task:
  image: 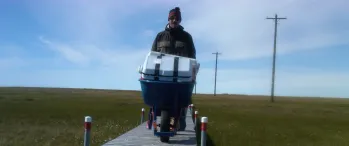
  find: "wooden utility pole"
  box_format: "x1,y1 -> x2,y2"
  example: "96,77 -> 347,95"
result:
266,14 -> 287,103
212,52 -> 221,96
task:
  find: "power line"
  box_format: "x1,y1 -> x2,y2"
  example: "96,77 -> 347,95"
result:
266,14 -> 287,103
212,52 -> 221,96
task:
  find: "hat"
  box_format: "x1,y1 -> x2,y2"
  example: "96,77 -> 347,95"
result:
168,7 -> 181,21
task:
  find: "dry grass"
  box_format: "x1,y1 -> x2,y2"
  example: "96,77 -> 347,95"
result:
1,87 -> 349,146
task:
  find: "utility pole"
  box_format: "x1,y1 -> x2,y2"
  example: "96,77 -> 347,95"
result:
266,14 -> 286,103
212,52 -> 221,96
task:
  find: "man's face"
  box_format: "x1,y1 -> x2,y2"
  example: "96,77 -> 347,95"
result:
168,16 -> 181,28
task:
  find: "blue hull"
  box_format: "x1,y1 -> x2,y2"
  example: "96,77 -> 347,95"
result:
139,79 -> 194,110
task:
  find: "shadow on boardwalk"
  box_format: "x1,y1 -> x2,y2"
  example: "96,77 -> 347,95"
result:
169,137 -> 197,145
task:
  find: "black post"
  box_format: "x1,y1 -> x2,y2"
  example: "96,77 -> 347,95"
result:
212,52 -> 221,96
266,14 -> 287,103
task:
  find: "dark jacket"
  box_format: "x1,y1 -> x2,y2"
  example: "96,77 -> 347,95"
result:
151,24 -> 196,59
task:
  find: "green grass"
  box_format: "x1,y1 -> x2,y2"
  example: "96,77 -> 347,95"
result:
0,87 -> 146,146
1,87 -> 349,146
193,95 -> 349,146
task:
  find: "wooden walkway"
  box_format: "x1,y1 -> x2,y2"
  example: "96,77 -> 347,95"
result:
102,110 -> 196,146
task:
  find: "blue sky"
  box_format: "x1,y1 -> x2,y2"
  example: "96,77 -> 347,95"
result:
1,0 -> 349,98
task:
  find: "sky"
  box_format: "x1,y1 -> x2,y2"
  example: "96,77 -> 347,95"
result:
1,0 -> 349,98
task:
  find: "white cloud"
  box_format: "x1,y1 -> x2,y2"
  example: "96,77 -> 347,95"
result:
0,57 -> 26,69
30,0 -> 349,62
0,44 -> 28,69
39,36 -> 148,69
39,37 -> 90,66
24,0 -> 189,42
141,30 -> 156,38
23,0 -> 349,53
181,0 -> 349,61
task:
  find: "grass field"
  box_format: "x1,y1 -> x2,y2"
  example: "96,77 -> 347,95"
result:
1,87 -> 349,146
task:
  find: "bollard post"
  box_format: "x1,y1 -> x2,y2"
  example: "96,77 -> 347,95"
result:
191,104 -> 195,122
201,117 -> 208,146
141,108 -> 145,124
84,116 -> 92,146
194,111 -> 198,126
190,104 -> 194,111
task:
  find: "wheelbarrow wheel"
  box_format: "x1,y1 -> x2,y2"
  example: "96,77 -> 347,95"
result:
160,110 -> 170,142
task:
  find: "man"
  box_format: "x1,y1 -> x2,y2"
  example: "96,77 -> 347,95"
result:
151,7 -> 196,59
150,7 -> 196,131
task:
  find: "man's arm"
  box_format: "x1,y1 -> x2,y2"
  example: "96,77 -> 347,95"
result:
151,33 -> 159,52
187,34 -> 196,59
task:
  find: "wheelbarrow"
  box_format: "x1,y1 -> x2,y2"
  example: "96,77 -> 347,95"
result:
137,51 -> 199,142
139,78 -> 195,142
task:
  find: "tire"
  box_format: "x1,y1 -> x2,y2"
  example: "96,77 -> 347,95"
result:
160,110 -> 170,143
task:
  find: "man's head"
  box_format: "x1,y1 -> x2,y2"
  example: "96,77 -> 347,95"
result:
168,7 -> 182,28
